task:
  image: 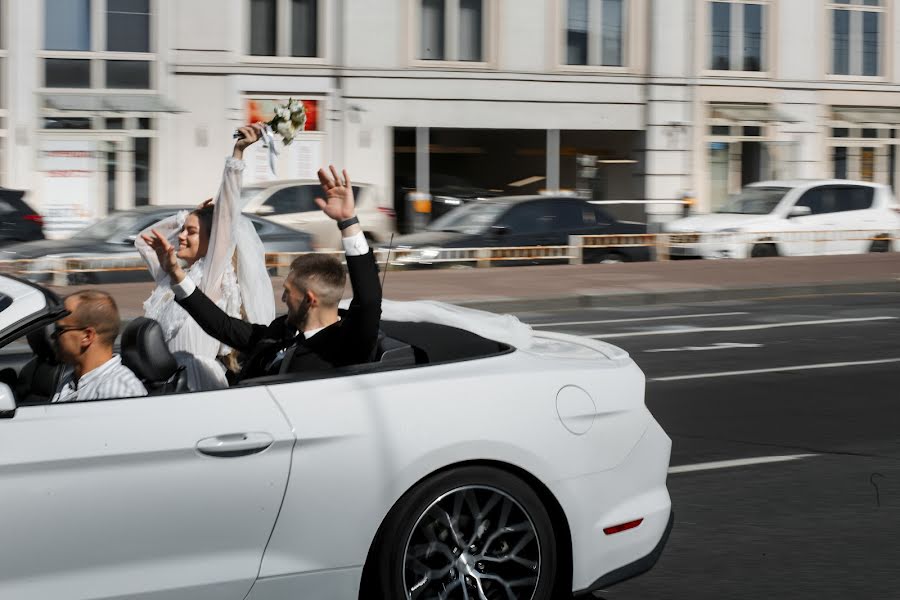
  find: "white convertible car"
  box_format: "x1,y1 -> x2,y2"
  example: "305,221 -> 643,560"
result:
0,274 -> 672,600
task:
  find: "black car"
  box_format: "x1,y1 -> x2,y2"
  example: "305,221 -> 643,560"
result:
389,195 -> 649,266
4,206 -> 313,283
0,189 -> 44,246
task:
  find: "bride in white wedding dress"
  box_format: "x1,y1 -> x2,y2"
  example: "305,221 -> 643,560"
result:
135,124 -> 276,390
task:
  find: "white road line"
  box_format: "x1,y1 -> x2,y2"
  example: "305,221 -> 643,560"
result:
668,454 -> 818,474
530,311 -> 749,328
589,316 -> 897,339
649,357 -> 900,382
645,342 -> 763,353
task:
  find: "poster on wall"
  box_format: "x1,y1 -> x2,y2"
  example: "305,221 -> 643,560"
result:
241,98 -> 324,185
37,140 -> 99,239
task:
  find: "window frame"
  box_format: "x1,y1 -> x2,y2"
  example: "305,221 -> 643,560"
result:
825,0 -> 890,81
556,0 -> 638,73
38,0 -> 158,91
242,0 -> 327,65
699,0 -> 773,78
408,0 -> 496,69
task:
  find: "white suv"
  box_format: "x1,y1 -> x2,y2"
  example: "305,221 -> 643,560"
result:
241,180 -> 396,249
665,180 -> 900,259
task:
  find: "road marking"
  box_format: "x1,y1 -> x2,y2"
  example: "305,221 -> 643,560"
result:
646,342 -> 763,353
649,357 -> 900,382
590,316 -> 897,339
530,311 -> 749,328
669,454 -> 817,474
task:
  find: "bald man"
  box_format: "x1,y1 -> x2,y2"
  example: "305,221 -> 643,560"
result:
51,290 -> 146,403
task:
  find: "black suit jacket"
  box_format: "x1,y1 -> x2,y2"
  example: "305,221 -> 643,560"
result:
176,250 -> 382,381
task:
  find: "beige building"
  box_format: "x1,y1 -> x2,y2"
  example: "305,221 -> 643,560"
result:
3,0 -> 900,236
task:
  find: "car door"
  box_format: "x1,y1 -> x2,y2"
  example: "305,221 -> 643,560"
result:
0,387 -> 294,600
830,185 -> 876,253
784,186 -> 838,255
491,201 -> 556,247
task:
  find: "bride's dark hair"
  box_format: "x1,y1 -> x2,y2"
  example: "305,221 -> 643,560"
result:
192,200 -> 215,241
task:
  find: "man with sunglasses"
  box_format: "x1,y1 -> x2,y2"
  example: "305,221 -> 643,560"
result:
51,290 -> 146,403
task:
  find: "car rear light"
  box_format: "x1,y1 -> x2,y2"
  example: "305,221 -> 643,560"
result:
377,206 -> 396,218
603,518 -> 643,535
24,214 -> 43,226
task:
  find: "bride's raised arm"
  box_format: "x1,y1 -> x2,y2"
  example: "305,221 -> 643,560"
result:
135,211 -> 186,285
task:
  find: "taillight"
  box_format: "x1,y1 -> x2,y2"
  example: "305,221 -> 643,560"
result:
603,518 -> 644,535
377,207 -> 396,218
24,214 -> 43,226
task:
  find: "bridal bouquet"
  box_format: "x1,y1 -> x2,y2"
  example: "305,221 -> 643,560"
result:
268,98 -> 307,145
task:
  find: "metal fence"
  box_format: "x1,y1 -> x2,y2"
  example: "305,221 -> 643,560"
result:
0,229 -> 897,285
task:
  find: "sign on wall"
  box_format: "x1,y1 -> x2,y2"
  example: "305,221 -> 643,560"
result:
37,140 -> 100,239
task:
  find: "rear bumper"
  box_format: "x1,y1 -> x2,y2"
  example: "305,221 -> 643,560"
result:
573,510 -> 674,596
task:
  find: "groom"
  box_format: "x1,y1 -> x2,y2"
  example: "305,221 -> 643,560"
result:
143,166 -> 382,381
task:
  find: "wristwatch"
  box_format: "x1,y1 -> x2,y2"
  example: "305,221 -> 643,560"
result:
337,215 -> 359,230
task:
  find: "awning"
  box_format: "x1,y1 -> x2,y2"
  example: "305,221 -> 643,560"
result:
42,93 -> 183,113
831,107 -> 900,125
710,104 -> 801,123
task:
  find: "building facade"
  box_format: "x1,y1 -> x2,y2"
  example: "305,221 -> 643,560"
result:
3,0 -> 900,236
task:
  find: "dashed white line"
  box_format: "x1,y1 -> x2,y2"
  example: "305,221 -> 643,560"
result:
649,357 -> 900,382
529,311 -> 749,328
590,316 -> 897,339
668,454 -> 818,474
646,342 -> 763,353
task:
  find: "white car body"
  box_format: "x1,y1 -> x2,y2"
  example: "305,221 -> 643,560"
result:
665,179 -> 900,259
241,180 -> 396,249
0,276 -> 672,600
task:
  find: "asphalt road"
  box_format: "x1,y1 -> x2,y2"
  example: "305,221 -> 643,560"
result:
514,291 -> 900,599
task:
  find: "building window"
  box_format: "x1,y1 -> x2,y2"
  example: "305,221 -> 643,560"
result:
418,0 -> 486,62
249,0 -> 319,58
708,1 -> 766,72
829,0 -> 883,76
42,0 -> 154,89
565,0 -> 625,67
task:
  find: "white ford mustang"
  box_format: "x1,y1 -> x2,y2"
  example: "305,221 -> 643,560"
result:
0,274 -> 672,600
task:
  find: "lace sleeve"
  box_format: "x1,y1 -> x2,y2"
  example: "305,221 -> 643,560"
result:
135,211 -> 187,284
202,157 -> 248,304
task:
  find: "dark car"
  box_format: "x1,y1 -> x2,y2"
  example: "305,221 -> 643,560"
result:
389,195 -> 649,267
4,205 -> 313,283
0,189 -> 44,246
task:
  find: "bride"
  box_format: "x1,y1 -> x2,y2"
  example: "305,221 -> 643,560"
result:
135,123 -> 276,390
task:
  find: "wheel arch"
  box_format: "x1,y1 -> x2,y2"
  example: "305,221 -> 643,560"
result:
358,459 -> 574,599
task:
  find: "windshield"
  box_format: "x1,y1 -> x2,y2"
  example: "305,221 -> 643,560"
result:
76,213 -> 142,239
427,201 -> 510,234
716,187 -> 790,215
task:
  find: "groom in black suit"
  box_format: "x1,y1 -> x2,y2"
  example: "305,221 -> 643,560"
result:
143,166 -> 382,381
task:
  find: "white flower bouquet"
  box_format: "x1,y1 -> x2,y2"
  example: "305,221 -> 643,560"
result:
269,98 -> 307,145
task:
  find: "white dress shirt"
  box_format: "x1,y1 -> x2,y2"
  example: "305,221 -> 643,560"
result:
52,355 -> 147,403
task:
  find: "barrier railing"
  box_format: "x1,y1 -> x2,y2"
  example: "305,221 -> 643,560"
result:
0,229 -> 896,285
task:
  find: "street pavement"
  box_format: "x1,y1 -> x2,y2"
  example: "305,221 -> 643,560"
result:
512,291 -> 900,599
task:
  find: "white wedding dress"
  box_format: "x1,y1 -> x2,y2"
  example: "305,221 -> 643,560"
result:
135,157 -> 276,390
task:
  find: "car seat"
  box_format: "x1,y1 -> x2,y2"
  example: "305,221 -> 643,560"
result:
121,317 -> 188,395
16,326 -> 67,404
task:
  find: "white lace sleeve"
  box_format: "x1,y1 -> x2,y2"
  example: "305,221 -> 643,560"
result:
202,157 -> 247,304
135,211 -> 187,284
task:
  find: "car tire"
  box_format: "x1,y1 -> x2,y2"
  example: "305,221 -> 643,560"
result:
750,243 -> 778,258
595,251 -> 628,264
365,466 -> 557,600
869,236 -> 892,253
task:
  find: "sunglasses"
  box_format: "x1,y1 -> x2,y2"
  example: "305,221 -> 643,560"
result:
51,325 -> 87,339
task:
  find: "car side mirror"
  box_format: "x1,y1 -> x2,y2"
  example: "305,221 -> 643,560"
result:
490,225 -> 510,236
788,205 -> 811,218
256,205 -> 275,216
0,382 -> 16,419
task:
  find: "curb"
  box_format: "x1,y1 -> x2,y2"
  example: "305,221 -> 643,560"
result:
454,279 -> 900,313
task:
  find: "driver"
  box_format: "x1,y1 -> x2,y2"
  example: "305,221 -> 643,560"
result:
51,290 -> 147,403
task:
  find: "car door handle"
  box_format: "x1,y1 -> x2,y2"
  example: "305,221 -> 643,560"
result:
196,432 -> 274,458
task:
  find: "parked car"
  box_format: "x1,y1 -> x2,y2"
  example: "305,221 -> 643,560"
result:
390,195 -> 650,266
0,188 -> 44,247
665,180 -> 900,259
3,206 -> 313,283
240,179 -> 396,248
0,273 -> 673,600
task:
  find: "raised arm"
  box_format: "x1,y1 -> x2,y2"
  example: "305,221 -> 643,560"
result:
135,211 -> 186,284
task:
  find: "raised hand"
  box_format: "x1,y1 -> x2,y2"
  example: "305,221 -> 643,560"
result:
233,122 -> 266,156
314,166 -> 356,222
140,229 -> 185,283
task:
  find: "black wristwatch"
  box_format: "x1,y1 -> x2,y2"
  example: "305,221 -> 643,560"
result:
337,215 -> 359,230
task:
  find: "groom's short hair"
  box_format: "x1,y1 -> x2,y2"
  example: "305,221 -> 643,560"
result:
288,254 -> 346,307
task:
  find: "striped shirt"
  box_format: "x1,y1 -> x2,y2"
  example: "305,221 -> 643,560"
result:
51,355 -> 147,403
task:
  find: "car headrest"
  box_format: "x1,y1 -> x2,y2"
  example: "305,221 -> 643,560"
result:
26,326 -> 58,363
120,317 -> 179,384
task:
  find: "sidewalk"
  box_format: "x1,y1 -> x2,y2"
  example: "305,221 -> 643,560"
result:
52,253 -> 900,318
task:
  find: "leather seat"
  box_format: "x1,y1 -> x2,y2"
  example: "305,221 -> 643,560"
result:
16,326 -> 67,404
121,317 -> 188,395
